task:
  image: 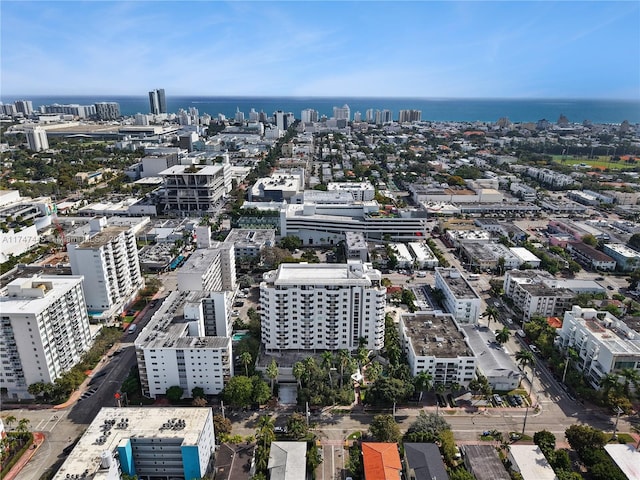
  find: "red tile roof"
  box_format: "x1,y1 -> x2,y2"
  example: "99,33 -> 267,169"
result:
362,442 -> 402,480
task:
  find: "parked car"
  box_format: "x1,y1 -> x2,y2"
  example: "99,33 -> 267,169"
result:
516,329 -> 526,338
530,345 -> 540,354
493,394 -> 504,406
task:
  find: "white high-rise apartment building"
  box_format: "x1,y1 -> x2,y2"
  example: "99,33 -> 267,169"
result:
301,108 -> 318,123
26,127 -> 49,151
365,109 -> 374,122
67,218 -> 144,314
260,261 -> 386,351
14,100 -> 33,115
333,104 -> 350,121
0,275 -> 91,400
135,291 -> 234,398
434,267 -> 482,324
177,243 -> 236,292
274,110 -> 295,131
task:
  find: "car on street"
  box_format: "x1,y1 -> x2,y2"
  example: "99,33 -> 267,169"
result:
516,329 -> 526,338
506,318 -> 513,324
530,345 -> 540,354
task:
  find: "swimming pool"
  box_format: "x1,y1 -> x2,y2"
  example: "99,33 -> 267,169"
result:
232,331 -> 249,342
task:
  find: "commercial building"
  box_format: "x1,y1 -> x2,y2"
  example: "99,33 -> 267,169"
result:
149,88 -> 167,114
509,247 -> 541,268
267,442 -> 307,480
327,181 -> 376,201
408,242 -> 439,269
461,242 -> 521,271
399,311 -> 476,387
67,217 -> 144,316
260,261 -> 386,351
224,228 -> 276,260
434,267 -> 482,324
603,243 -> 640,271
0,275 -> 91,400
135,290 -> 234,398
249,170 -> 305,202
26,126 -> 49,151
556,306 -> 640,389
53,407 -> 215,480
159,162 -> 232,213
566,242 -> 616,271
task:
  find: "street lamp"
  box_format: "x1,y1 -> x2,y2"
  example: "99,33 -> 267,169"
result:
612,406 -> 624,440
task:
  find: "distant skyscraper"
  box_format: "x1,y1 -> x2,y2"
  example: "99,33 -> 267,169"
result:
274,110 -> 295,131
234,108 -> 245,123
148,88 -> 166,114
301,108 -> 318,123
94,102 -> 121,120
365,109 -> 374,123
14,100 -> 33,116
26,127 -> 49,151
333,104 -> 350,121
398,109 -> 422,123
353,111 -> 362,122
249,108 -> 260,122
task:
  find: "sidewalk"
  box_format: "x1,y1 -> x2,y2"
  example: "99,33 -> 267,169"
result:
3,431 -> 45,480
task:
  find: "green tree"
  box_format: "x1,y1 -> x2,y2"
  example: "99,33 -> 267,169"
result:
293,361 -> 305,389
240,351 -> 253,377
439,429 -> 457,466
365,361 -> 383,383
369,414 -> 401,443
449,468 -> 476,480
222,376 -> 254,407
582,234 -> 598,247
533,430 -> 556,457
413,371 -> 433,403
515,350 -> 535,378
482,306 -> 499,328
619,367 -> 640,397
565,425 -> 607,457
321,351 -> 334,385
278,235 -> 303,251
251,376 -> 272,405
366,377 -> 414,406
405,411 -> 451,443
166,385 -> 184,403
266,359 -> 279,394
494,326 -> 511,345
213,414 -> 232,439
192,386 -> 205,400
338,349 -> 351,388
286,412 -> 309,440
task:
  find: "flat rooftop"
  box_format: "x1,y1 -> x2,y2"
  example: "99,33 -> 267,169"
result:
401,312 -> 472,358
53,407 -> 211,480
1,275 -> 85,315
462,325 -> 521,380
436,268 -> 480,299
263,262 -> 381,287
77,226 -> 128,248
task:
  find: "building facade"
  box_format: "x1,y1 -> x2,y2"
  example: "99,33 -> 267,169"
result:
0,275 -> 91,400
260,261 -> 386,351
53,407 -> 215,480
434,267 -> 482,324
149,88 -> 167,114
95,102 -> 121,120
160,162 -> 232,213
26,126 -> 49,151
67,218 -> 144,315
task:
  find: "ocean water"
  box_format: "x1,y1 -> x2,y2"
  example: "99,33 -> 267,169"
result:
2,95 -> 639,124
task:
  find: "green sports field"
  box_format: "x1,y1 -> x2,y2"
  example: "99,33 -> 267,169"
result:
552,155 -> 638,171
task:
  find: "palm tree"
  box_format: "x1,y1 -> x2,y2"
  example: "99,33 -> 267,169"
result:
3,415 -> 16,431
482,306 -> 499,328
495,326 -> 511,345
435,383 -> 446,416
515,350 -> 535,388
321,351 -> 334,385
338,349 -> 351,388
365,361 -> 383,383
256,415 -> 275,448
293,361 -> 305,389
600,373 -> 621,398
266,359 -> 279,395
413,371 -> 433,403
619,368 -> 640,397
240,351 -> 252,377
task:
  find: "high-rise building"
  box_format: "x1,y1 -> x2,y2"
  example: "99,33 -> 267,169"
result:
301,108 -> 318,123
0,103 -> 17,116
398,109 -> 422,123
434,267 -> 482,324
67,217 -> 144,314
94,101 -> 121,120
54,407 -> 216,480
274,110 -> 295,131
333,104 -> 350,121
260,261 -> 386,351
177,243 -> 236,292
0,275 -> 91,400
14,100 -> 33,115
26,127 -> 49,151
353,111 -> 362,122
365,109 -> 374,123
148,88 -> 167,114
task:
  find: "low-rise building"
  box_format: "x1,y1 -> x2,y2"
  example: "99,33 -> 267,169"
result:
327,181 -> 375,201
362,442 -> 402,480
268,442 -> 307,480
507,445 -> 558,480
566,242 -> 616,271
503,269 -> 575,321
399,311 -> 476,387
345,231 -> 369,263
461,444 -> 510,480
53,407 -> 215,480
404,443 -> 449,480
461,241 -> 521,271
509,247 -> 541,268
603,243 -> 640,271
407,242 -> 439,269
391,242 -> 414,268
224,228 -> 276,260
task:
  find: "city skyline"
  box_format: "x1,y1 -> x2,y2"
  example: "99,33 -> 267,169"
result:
2,1 -> 639,100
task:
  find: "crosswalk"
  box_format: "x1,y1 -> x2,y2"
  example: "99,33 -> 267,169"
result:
32,413 -> 64,432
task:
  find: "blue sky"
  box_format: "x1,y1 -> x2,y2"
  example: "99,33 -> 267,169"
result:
2,1 -> 639,99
